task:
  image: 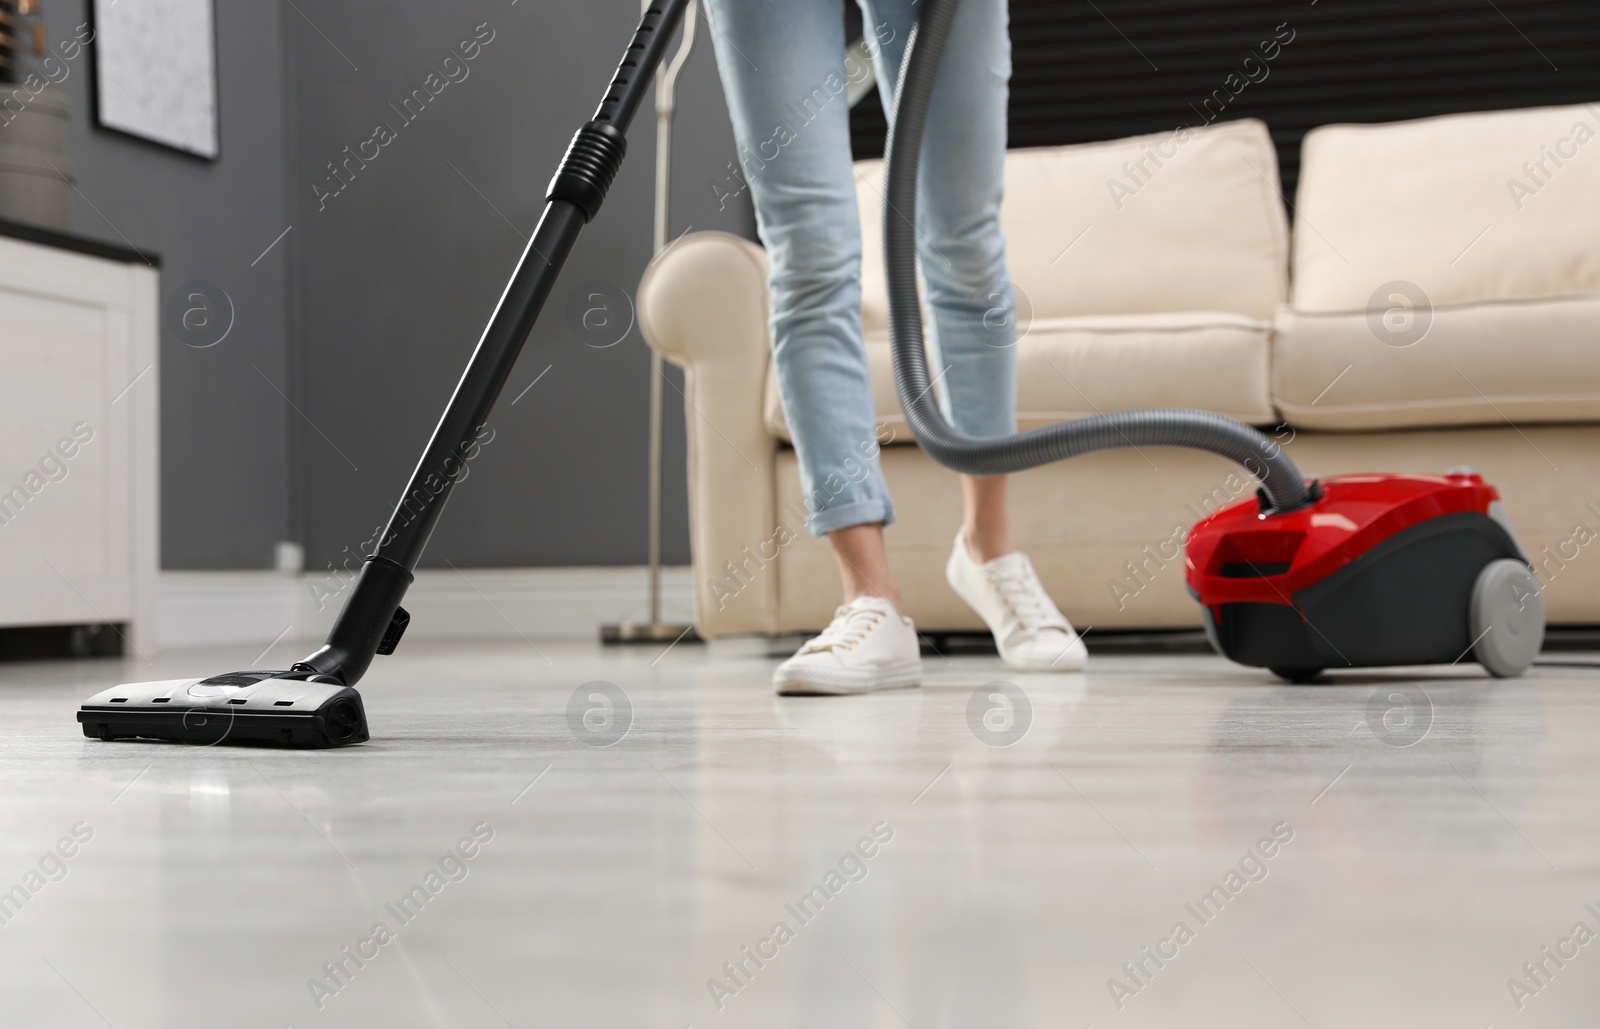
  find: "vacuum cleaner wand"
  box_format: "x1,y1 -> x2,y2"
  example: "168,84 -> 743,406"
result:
77,0 -> 692,747
294,0 -> 693,689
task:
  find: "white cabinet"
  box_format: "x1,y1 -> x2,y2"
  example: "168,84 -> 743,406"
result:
0,227 -> 159,655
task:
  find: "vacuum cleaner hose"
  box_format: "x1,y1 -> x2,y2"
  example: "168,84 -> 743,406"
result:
883,0 -> 1313,513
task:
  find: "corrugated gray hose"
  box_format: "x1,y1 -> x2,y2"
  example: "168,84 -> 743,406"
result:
883,0 -> 1312,513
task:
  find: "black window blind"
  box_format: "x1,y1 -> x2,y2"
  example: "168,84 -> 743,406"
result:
848,0 -> 1600,200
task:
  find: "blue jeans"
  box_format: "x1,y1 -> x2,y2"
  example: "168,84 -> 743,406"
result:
703,0 -> 1017,536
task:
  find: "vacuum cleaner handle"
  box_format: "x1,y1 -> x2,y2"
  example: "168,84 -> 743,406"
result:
294,0 -> 693,687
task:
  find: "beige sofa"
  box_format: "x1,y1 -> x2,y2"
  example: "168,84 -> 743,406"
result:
639,107 -> 1600,638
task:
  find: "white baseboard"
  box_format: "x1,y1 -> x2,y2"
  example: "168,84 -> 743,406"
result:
160,572 -> 303,650
159,566 -> 696,650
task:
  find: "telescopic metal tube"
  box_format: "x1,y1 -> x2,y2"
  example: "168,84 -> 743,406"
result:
297,0 -> 693,685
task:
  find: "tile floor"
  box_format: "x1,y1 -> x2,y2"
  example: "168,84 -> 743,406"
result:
1,638 -> 1597,1027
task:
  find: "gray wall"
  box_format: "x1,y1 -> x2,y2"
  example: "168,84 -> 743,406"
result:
285,0 -> 752,572
35,0 -> 753,571
36,0 -> 296,569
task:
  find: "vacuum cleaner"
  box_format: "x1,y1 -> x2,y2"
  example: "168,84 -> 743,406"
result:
76,0 -> 1543,749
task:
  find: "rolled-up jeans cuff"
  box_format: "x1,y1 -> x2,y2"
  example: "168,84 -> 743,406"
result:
808,498 -> 896,538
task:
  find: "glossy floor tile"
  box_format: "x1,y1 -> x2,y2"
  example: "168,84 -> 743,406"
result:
1,638 -> 1597,1027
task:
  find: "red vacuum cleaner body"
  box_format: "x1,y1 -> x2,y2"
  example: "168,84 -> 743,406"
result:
1184,470 -> 1545,682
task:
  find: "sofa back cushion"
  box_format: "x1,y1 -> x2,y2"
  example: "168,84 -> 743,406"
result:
1291,103 -> 1600,310
855,118 -> 1290,330
1275,104 -> 1600,431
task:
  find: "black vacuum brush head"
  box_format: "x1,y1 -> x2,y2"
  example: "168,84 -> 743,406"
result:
77,670 -> 368,748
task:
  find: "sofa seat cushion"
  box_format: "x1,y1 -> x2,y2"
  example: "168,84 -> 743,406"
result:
1278,104 -> 1600,430
1275,292 -> 1600,430
764,310 -> 1277,443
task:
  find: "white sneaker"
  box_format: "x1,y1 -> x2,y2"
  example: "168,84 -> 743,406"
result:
773,596 -> 922,696
946,532 -> 1088,671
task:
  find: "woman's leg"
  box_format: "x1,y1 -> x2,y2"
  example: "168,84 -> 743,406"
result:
701,0 -> 900,600
702,0 -> 891,541
860,0 -> 1019,561
862,0 -> 1085,669
703,0 -> 920,694
830,523 -> 900,608
962,474 -> 1012,563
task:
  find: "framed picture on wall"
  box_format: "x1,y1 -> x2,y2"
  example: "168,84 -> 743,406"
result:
90,0 -> 220,159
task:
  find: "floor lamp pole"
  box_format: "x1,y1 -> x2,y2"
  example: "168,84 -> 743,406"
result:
603,0 -> 699,645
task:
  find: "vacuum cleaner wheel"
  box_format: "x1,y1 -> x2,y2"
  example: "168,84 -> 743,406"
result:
1269,666 -> 1325,685
1469,558 -> 1545,678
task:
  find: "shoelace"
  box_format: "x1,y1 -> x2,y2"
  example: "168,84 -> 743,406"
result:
989,558 -> 1069,632
798,605 -> 885,654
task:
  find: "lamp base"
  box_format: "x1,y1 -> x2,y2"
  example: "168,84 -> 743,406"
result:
600,622 -> 700,645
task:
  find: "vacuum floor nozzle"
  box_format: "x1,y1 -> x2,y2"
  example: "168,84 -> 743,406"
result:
77,670 -> 369,748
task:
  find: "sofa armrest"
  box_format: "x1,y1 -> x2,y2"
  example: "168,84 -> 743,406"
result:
638,231 -> 780,636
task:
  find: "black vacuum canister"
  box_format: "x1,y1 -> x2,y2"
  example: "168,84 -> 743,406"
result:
77,670 -> 368,748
